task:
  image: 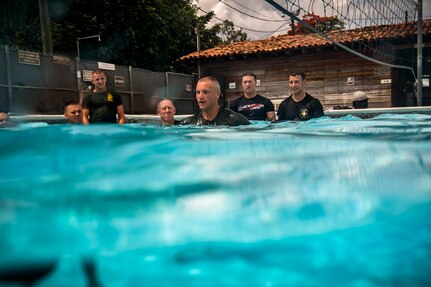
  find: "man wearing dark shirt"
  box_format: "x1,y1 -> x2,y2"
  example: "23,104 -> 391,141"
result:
82,70 -> 126,124
229,72 -> 275,121
180,77 -> 250,126
277,71 -> 324,121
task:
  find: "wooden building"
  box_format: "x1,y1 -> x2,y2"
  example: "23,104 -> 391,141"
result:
178,19 -> 431,109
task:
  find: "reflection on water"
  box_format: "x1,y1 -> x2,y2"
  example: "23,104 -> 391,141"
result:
0,114 -> 431,286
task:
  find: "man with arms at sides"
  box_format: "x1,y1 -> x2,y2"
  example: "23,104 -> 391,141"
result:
277,71 -> 324,121
156,98 -> 180,125
82,70 -> 126,124
64,101 -> 82,124
180,76 -> 250,126
229,72 -> 275,121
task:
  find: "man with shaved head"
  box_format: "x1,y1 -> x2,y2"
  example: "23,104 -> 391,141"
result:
180,76 -> 250,126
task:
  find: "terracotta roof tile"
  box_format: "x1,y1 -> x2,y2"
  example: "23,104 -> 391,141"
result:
178,19 -> 431,62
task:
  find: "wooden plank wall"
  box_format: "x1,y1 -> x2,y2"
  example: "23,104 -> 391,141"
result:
200,49 -> 394,110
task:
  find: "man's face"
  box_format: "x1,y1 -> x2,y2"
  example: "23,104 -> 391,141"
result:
92,72 -> 107,91
288,75 -> 305,96
157,100 -> 176,124
242,75 -> 256,94
65,104 -> 82,124
195,79 -> 220,111
0,113 -> 9,126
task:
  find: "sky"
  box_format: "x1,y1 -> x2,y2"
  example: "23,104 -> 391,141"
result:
194,0 -> 431,41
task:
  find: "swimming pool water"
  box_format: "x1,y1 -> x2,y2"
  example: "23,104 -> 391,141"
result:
0,114 -> 430,286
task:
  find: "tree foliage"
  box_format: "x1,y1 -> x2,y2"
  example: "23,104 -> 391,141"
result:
214,20 -> 247,44
0,0 -> 248,72
0,0 -> 41,49
289,13 -> 345,35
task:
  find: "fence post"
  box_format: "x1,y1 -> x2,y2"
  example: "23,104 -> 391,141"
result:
165,72 -> 169,99
5,45 -> 13,114
129,66 -> 134,114
417,0 -> 423,106
76,56 -> 82,102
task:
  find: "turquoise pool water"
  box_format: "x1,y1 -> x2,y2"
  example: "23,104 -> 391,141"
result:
0,114 -> 431,286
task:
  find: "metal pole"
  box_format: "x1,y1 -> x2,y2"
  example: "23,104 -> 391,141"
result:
129,66 -> 134,114
77,35 -> 101,42
77,39 -> 80,60
417,0 -> 423,106
77,35 -> 101,61
76,35 -> 101,102
76,40 -> 82,101
165,72 -> 169,99
5,45 -> 13,113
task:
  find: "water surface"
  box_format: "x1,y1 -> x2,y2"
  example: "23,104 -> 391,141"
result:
0,114 -> 430,286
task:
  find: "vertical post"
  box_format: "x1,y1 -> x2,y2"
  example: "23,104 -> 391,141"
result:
38,0 -> 53,55
77,39 -> 80,60
76,58 -> 82,102
196,26 -> 201,78
76,35 -> 101,102
5,45 -> 13,113
165,72 -> 169,99
417,0 -> 423,106
76,39 -> 82,101
129,66 -> 134,114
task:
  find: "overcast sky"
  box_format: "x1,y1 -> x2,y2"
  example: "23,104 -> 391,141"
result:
194,0 -> 431,41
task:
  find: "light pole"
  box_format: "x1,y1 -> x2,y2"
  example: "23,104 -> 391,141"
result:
77,34 -> 101,62
76,35 -> 101,101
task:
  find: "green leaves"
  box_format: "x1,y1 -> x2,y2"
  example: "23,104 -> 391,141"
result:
0,0 -> 247,72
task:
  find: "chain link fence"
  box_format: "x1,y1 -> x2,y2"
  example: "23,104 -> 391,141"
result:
0,45 -> 195,115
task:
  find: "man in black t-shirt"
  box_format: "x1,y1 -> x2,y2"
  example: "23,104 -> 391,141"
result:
277,71 -> 324,121
229,72 -> 275,121
82,70 -> 126,124
180,77 -> 250,126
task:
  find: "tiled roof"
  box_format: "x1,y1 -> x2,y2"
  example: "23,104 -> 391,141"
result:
178,19 -> 431,62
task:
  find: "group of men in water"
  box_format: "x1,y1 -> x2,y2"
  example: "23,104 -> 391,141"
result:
3,69 -> 344,127
59,69 -> 327,126
157,71 -> 325,126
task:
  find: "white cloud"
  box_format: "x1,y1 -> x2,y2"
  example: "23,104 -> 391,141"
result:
194,0 -> 431,40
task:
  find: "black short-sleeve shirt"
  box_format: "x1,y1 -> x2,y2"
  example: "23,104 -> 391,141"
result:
229,94 -> 274,121
180,107 -> 250,126
82,90 -> 122,123
277,93 -> 324,121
